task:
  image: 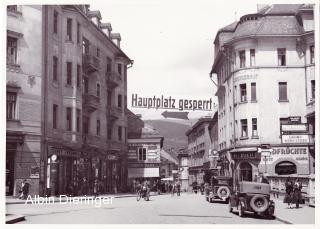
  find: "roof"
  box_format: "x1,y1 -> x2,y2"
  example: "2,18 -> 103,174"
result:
212,4 -> 313,72
185,117 -> 212,136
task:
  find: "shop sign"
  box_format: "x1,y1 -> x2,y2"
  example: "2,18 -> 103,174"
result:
288,116 -> 301,124
107,155 -> 118,161
30,166 -> 40,178
282,135 -> 309,144
231,152 -> 259,160
261,147 -> 309,164
129,163 -> 160,168
281,124 -> 308,133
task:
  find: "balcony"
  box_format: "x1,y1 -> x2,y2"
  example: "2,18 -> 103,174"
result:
83,134 -> 101,147
106,71 -> 122,88
106,106 -> 122,122
83,54 -> 100,73
83,93 -> 100,113
107,140 -> 127,152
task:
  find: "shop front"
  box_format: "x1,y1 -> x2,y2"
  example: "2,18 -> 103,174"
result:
46,146 -> 122,196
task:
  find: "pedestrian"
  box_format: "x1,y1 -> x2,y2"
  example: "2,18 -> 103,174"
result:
283,177 -> 293,208
81,177 -> 88,196
93,179 -> 99,198
176,180 -> 181,196
292,179 -> 302,209
21,179 -> 30,200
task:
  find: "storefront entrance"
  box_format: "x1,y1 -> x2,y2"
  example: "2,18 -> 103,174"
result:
6,147 -> 15,195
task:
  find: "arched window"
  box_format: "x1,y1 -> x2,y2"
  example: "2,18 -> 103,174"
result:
239,162 -> 252,181
275,161 -> 297,175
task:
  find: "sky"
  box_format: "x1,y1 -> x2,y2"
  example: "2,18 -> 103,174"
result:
89,1 -> 258,120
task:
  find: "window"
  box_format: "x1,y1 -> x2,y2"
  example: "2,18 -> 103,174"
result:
53,10 -> 58,34
66,107 -> 72,131
118,126 -> 122,141
66,62 -> 72,85
76,64 -> 81,87
66,18 -> 72,41
240,119 -> 248,137
239,162 -> 252,181
96,119 -> 100,136
76,109 -> 81,132
7,37 -> 17,65
53,104 -> 58,129
277,48 -> 286,66
96,83 -> 100,97
310,45 -> 314,64
7,92 -> 17,120
251,82 -> 256,101
106,57 -> 112,73
83,77 -> 88,93
252,118 -> 258,137
107,90 -> 112,106
240,84 -> 247,102
7,5 -> 17,12
275,161 -> 297,175
138,148 -> 147,161
77,23 -> 80,44
83,116 -> 89,134
117,63 -> 122,75
53,56 -> 58,81
118,94 -> 122,108
278,82 -> 288,101
107,125 -> 112,140
124,67 -> 127,82
250,49 -> 255,67
239,50 -> 246,68
96,48 -> 100,58
311,80 -> 315,99
82,37 -> 89,55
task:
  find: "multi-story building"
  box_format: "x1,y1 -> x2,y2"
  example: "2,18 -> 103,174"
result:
6,5 -> 43,196
210,4 -> 315,198
127,110 -> 163,188
6,4 -> 132,196
186,117 -> 213,186
160,149 -> 178,179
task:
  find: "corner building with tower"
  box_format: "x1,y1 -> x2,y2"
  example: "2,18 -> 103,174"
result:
210,4 -> 315,203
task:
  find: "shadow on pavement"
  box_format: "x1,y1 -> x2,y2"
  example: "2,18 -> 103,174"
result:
159,214 -> 232,218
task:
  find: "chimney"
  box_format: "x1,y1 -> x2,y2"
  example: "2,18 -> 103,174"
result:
100,22 -> 112,37
110,33 -> 121,48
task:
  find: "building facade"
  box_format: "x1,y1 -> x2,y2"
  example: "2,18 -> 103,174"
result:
210,4 -> 315,197
127,111 -> 164,188
186,117 -> 214,186
6,5 -> 132,196
177,149 -> 189,192
6,5 -> 43,196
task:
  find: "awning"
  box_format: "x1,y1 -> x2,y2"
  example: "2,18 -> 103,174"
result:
128,168 -> 159,178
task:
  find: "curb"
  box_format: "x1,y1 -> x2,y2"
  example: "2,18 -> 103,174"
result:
275,216 -> 292,224
6,214 -> 25,224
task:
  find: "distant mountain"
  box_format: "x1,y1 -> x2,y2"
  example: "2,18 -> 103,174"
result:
144,119 -> 192,155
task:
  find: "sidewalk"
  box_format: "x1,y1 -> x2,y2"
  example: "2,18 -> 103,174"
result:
271,197 -> 315,224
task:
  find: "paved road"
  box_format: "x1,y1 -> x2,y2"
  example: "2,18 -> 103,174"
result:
6,193 -> 284,224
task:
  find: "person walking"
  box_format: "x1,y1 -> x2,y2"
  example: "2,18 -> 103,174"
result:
21,179 -> 30,200
283,178 -> 293,208
93,179 -> 99,198
292,179 -> 302,208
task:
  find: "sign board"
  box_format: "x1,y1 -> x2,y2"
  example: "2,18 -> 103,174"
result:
209,149 -> 218,158
281,124 -> 308,132
261,147 -> 309,165
129,163 -> 160,168
282,135 -> 309,144
30,166 -> 40,178
231,152 -> 259,160
288,116 -> 301,124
